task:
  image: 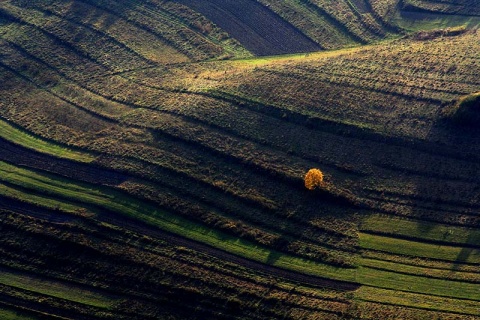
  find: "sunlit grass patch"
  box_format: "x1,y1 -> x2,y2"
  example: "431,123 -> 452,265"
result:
359,232 -> 480,264
0,118 -> 95,163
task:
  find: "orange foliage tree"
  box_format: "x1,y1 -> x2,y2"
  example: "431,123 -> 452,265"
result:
304,168 -> 324,190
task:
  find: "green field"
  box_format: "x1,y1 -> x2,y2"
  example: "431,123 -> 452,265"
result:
395,11 -> 480,31
1,0 -> 480,318
361,214 -> 480,246
0,268 -> 117,309
0,118 -> 95,163
359,232 -> 480,264
0,308 -> 37,320
0,160 -> 356,281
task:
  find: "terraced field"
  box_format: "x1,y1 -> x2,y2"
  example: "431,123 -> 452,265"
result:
402,0 -> 480,16
176,0 -> 399,53
0,0 -> 479,319
175,0 -> 321,55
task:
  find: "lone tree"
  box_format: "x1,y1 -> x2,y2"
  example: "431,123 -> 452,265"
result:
304,168 -> 324,190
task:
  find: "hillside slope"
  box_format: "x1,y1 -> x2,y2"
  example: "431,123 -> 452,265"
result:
176,0 -> 399,53
175,0 -> 322,55
0,0 -> 479,319
402,0 -> 480,16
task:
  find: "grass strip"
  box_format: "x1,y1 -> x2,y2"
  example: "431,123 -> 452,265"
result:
0,182 -> 81,213
230,43 -> 373,66
395,11 -> 480,32
360,257 -> 480,283
359,232 -> 480,264
0,307 -> 37,320
357,266 -> 480,301
0,118 -> 95,163
356,286 -> 480,316
4,160 -> 480,302
0,161 -> 355,282
0,268 -> 116,309
361,214 -> 480,247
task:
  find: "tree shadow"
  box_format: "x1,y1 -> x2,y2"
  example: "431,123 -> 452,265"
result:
415,219 -> 435,235
411,115 -> 480,266
453,231 -> 480,269
266,250 -> 282,265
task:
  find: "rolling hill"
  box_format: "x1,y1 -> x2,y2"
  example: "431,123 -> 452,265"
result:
0,0 -> 479,319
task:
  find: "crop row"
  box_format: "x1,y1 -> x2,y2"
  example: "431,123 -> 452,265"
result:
361,214 -> 480,246
11,0 -> 190,65
1,4 -> 480,316
0,35 -> 362,260
3,184 -> 479,317
3,27 -> 479,264
0,157 -> 360,275
355,286 -> 480,317
403,0 -> 480,16
0,65 -> 360,264
177,0 -> 322,56
0,210 -> 351,319
1,2 -> 153,72
1,25 -> 478,242
3,156 -> 479,302
308,0 -> 387,41
81,0 -> 243,60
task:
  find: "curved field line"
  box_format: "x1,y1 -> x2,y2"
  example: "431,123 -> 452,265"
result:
361,214 -> 480,247
20,5 -> 157,65
0,305 -> 38,320
358,266 -> 480,301
360,257 -> 480,283
176,0 -> 322,56
0,185 -> 81,219
0,7 -> 136,73
356,286 -> 480,316
0,137 -> 356,258
1,36 -> 333,189
0,61 -> 120,124
3,161 -> 480,301
76,0 -> 225,60
0,118 -> 95,163
0,267 -> 117,309
343,0 -> 387,37
299,0 -> 369,43
0,43 -> 326,232
359,232 -> 480,264
0,160 -> 358,286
